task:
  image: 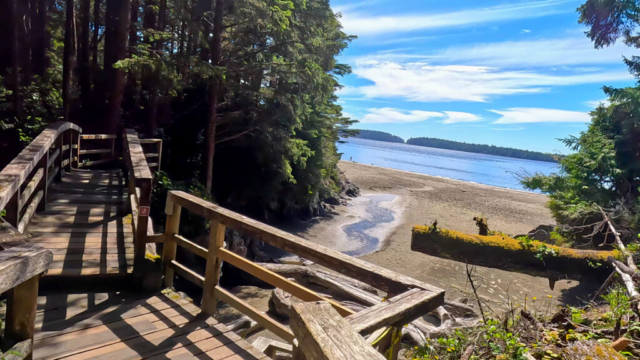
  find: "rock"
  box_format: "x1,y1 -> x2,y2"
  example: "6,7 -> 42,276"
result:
561,340 -> 625,360
338,170 -> 360,197
611,337 -> 632,351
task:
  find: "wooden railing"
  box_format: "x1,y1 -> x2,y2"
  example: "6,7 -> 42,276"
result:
140,138 -> 163,172
77,134 -> 117,168
158,190 -> 445,357
0,121 -> 82,233
122,129 -> 160,275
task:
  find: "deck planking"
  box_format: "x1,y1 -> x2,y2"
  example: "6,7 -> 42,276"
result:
26,169 -> 133,277
33,289 -> 269,360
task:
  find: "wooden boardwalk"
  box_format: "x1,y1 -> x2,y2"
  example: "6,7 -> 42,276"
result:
33,289 -> 267,360
28,169 -> 134,276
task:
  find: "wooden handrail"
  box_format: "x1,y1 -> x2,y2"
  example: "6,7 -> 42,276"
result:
0,121 -> 82,212
159,189 -> 446,358
122,129 -> 155,277
0,121 -> 82,232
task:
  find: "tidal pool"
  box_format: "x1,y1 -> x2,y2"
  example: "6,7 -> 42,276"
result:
343,194 -> 397,256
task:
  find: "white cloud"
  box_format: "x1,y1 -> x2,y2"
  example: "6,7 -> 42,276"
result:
521,29 -> 531,33
350,61 -> 631,103
442,111 -> 482,124
361,107 -> 445,123
433,36 -> 630,68
489,108 -> 591,124
359,108 -> 480,124
340,0 -> 572,36
585,98 -> 611,108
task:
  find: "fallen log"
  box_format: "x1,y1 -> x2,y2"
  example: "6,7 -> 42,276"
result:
411,226 -> 620,281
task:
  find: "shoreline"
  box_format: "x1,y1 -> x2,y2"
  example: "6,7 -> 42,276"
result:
338,160 -> 540,195
298,162 -> 598,306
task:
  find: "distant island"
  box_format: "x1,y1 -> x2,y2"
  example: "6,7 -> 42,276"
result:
354,130 -> 404,143
406,137 -> 558,163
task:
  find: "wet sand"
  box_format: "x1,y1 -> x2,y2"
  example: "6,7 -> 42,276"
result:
293,161 -> 597,309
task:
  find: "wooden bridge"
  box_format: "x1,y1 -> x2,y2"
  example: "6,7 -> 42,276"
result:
0,122 -> 445,360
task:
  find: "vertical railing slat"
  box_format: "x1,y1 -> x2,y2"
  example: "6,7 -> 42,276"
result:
201,220 -> 227,315
162,200 -> 182,288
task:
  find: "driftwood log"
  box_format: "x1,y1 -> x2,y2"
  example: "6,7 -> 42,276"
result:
411,226 -> 619,282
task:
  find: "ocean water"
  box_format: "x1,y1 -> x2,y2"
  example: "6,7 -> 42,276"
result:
337,138 -> 559,191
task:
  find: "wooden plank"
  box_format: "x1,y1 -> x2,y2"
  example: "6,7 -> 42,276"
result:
80,134 -> 116,140
47,148 -> 60,168
46,247 -> 134,255
46,166 -> 59,188
18,168 -> 44,211
174,234 -> 208,259
33,309 -> 204,360
0,121 -> 81,211
214,285 -> 295,343
201,220 -> 226,315
18,190 -> 43,233
34,293 -> 197,340
140,139 -> 162,144
0,242 -> 52,294
77,158 -> 116,168
29,233 -> 133,240
29,224 -> 132,233
218,248 -> 354,317
45,266 -> 133,276
145,153 -> 159,158
167,191 -> 443,295
79,149 -> 112,155
290,301 -> 385,360
346,289 -> 444,334
47,258 -> 130,270
51,254 -> 134,262
170,260 -> 204,287
147,162 -> 159,167
123,129 -> 153,180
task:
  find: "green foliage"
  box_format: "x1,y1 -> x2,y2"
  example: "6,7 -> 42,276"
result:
602,285 -> 632,325
407,137 -> 559,162
411,321 -> 530,360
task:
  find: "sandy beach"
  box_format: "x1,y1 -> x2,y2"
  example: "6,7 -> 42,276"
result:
288,161 -> 597,309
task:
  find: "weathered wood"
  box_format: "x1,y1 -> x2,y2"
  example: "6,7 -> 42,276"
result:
162,201 -> 181,288
47,167 -> 60,189
123,129 -> 153,180
47,148 -> 60,168
0,121 -> 81,212
20,167 -> 45,211
2,339 -> 32,360
411,226 -> 617,281
79,149 -> 112,155
167,191 -> 443,295
18,191 -> 44,234
201,220 -> 226,315
170,260 -> 204,287
214,285 -> 295,343
80,134 -> 117,140
77,158 -> 116,168
347,289 -> 444,335
290,301 -> 385,360
174,234 -> 208,259
5,275 -> 40,360
219,248 -> 354,317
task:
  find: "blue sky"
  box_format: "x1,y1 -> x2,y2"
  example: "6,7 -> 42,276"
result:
331,0 -> 636,154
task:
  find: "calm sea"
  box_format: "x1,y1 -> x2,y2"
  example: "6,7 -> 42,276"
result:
337,138 -> 558,191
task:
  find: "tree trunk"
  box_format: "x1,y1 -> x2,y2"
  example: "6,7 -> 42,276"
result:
92,0 -> 101,67
410,226 -> 618,282
104,0 -> 131,134
33,0 -> 50,77
143,0 -> 158,136
79,0 -> 91,111
205,0 -> 224,192
8,0 -> 21,117
129,0 -> 138,51
62,0 -> 76,121
18,0 -> 32,84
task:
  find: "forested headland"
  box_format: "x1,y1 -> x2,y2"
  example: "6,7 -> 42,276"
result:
353,129 -> 404,143
407,137 -> 559,162
0,0 -> 357,221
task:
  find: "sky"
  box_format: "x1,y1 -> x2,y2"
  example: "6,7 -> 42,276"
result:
330,0 -> 636,154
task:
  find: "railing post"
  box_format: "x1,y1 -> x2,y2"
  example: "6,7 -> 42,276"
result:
76,133 -> 81,168
162,196 -> 182,288
65,131 -> 73,173
54,132 -> 63,182
201,220 -> 227,315
133,179 -> 151,275
36,149 -> 48,212
5,188 -> 20,228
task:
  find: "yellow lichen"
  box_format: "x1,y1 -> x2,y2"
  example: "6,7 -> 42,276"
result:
413,226 -> 620,261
